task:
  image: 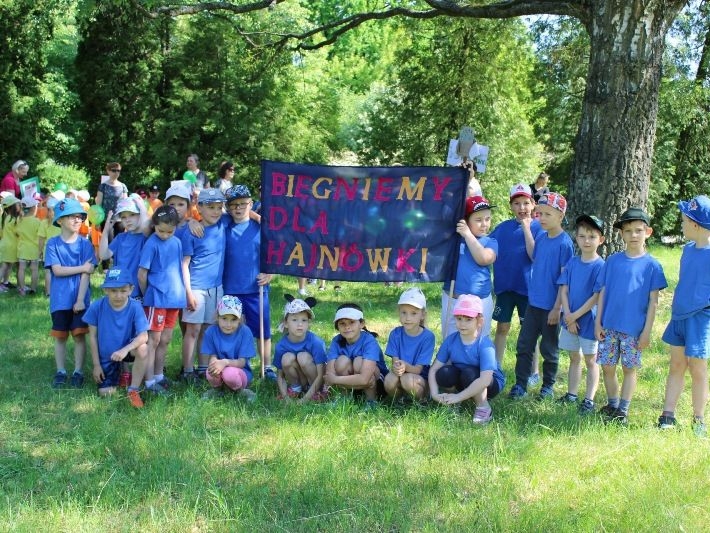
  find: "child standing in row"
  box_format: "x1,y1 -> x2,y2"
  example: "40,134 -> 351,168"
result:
384,287 -> 435,401
325,303 -> 389,406
0,194 -> 21,292
17,197 -> 41,295
657,196 -> 710,436
138,205 -> 188,394
489,184 -> 542,371
39,197 -> 63,296
429,294 -> 505,424
201,295 -> 256,401
442,195 -> 498,339
84,268 -> 150,408
595,207 -> 667,424
274,295 -> 328,402
556,215 -> 605,413
509,193 -> 574,400
44,198 -> 97,388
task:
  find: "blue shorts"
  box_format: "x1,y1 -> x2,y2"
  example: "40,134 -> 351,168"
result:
493,291 -> 529,324
50,309 -> 89,339
98,355 -> 135,389
228,292 -> 272,340
662,309 -> 710,359
596,329 -> 642,369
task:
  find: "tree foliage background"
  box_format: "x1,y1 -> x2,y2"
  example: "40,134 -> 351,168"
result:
0,0 -> 708,234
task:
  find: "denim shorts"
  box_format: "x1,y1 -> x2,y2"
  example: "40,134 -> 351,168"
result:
662,309 -> 710,359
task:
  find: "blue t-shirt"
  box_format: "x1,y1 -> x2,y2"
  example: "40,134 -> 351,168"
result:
181,219 -> 227,290
557,256 -> 605,340
528,230 -> 575,310
273,330 -> 327,369
435,332 -> 505,391
596,252 -> 667,336
138,233 -> 187,309
44,235 -> 97,313
384,326 -> 435,376
489,218 -> 542,296
445,235 -> 498,298
108,232 -> 147,298
327,331 -> 389,375
672,243 -> 710,320
223,219 -> 262,295
83,298 -> 148,364
200,324 -> 256,380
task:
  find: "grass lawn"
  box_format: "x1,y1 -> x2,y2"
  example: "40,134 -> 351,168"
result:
1,244 -> 708,532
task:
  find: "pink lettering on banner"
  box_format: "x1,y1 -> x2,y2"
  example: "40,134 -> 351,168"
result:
334,178 -> 358,201
294,175 -> 312,199
431,177 -> 452,201
271,172 -> 288,196
268,206 -> 329,234
374,177 -> 394,202
267,240 -> 286,264
340,244 -> 364,272
396,248 -> 417,273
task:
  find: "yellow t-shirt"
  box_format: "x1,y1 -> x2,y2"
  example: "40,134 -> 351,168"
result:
17,215 -> 41,261
0,217 -> 19,263
38,218 -> 62,260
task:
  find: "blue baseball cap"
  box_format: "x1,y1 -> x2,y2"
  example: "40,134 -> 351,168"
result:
225,184 -> 251,201
679,195 -> 710,230
197,188 -> 226,204
101,268 -> 133,288
52,198 -> 87,227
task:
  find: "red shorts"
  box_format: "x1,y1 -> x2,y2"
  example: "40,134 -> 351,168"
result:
144,307 -> 180,332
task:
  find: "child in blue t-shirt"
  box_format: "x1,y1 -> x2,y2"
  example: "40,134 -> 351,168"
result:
489,184 -> 542,370
443,195 -> 498,339
201,295 -> 256,401
658,196 -> 710,437
180,188 -> 228,381
223,185 -> 275,380
325,302 -> 389,407
509,192 -> 574,400
274,295 -> 328,403
594,207 -> 667,424
556,215 -> 605,414
429,294 -> 505,424
44,198 -> 97,388
384,287 -> 435,402
137,205 -> 188,394
84,268 -> 149,408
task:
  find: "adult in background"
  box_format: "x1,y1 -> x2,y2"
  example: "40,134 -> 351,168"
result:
95,162 -> 128,223
186,154 -> 210,190
1,160 -> 29,198
215,161 -> 235,194
530,172 -> 550,203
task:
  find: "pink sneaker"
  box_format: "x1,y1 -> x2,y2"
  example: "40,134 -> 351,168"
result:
472,406 -> 493,425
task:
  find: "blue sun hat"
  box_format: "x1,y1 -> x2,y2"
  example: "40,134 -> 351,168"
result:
53,198 -> 87,227
679,195 -> 710,230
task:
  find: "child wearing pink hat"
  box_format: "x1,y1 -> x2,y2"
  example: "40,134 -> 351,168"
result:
429,294 -> 505,424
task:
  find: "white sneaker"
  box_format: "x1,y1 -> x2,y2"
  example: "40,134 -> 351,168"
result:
297,288 -> 308,296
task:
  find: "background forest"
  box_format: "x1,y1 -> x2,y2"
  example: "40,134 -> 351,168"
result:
2,0 -> 710,235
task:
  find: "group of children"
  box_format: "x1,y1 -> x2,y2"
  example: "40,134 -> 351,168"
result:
2,170 -> 708,435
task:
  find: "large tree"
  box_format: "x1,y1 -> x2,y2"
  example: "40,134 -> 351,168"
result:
141,0 -> 689,253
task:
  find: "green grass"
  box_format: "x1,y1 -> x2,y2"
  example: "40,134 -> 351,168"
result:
1,245 -> 709,532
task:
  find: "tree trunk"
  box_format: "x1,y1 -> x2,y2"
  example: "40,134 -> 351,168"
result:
568,2 -> 683,255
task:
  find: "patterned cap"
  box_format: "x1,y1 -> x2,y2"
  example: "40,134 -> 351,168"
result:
679,195 -> 710,230
465,195 -> 495,216
284,298 -> 315,320
225,184 -> 251,201
217,295 -> 243,317
537,192 -> 567,214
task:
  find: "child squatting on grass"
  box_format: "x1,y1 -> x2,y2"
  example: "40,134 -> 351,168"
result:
556,215 -> 605,414
274,295 -> 329,403
384,287 -> 435,402
201,295 -> 256,401
594,207 -> 667,425
658,195 -> 710,437
325,303 -> 389,407
429,294 -> 505,424
84,268 -> 150,408
44,198 -> 97,388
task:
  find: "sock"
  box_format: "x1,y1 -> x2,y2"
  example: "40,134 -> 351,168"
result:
662,410 -> 674,418
619,399 -> 631,413
290,384 -> 302,393
567,393 -> 578,401
56,369 -> 67,375
127,386 -> 139,392
607,397 -> 620,408
145,378 -> 156,388
154,373 -> 164,383
197,365 -> 208,375
583,397 -> 594,405
73,369 -> 83,376
182,368 -> 194,375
